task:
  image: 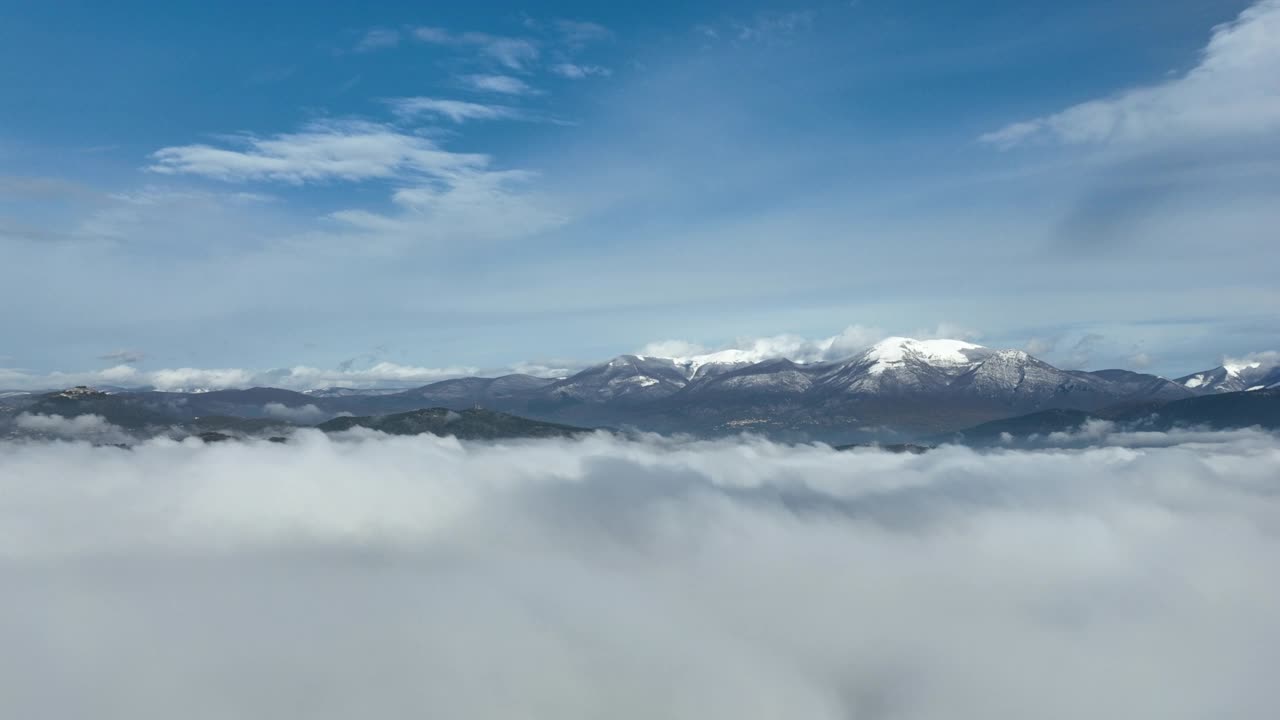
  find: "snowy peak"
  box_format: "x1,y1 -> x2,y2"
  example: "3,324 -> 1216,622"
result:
860,337 -> 990,375
642,336 -> 990,381
817,338 -> 993,395
1177,359 -> 1280,394
641,349 -> 771,381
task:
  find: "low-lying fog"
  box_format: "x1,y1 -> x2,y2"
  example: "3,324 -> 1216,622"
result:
2,428 -> 1278,719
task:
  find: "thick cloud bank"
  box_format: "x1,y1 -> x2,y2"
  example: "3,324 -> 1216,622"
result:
2,431 -> 1279,719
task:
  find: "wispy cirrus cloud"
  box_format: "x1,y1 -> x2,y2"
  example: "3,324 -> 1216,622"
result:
144,116 -> 563,252
412,26 -> 539,70
353,27 -> 401,53
148,120 -> 487,184
698,10 -> 816,44
554,19 -> 613,47
326,168 -> 567,247
981,0 -> 1280,148
458,74 -> 539,96
550,63 -> 611,79
387,97 -> 521,123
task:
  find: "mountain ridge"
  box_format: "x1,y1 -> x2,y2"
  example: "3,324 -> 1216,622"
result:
4,337 -> 1275,444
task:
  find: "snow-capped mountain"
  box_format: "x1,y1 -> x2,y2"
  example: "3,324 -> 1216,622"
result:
657,349 -> 779,381
11,336 -> 1270,443
1176,359 -> 1280,393
819,338 -> 992,394
619,337 -> 1196,437
806,338 -> 1189,409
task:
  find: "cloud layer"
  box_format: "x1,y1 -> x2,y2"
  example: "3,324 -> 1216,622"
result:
2,431 -> 1279,718
0,361 -> 482,392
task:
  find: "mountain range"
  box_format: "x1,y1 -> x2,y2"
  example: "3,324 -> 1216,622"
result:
2,337 -> 1278,444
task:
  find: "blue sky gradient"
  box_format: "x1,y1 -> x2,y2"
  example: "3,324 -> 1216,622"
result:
2,0 -> 1277,388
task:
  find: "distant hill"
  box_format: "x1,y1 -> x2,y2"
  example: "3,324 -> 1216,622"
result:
946,388 -> 1280,444
19,386 -> 177,429
316,407 -> 593,440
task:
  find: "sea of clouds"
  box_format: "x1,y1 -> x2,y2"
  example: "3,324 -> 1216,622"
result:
2,429 -> 1279,719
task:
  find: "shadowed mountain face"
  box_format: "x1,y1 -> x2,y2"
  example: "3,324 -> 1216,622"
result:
3,337 -> 1262,444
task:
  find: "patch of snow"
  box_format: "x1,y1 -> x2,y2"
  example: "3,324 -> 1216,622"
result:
863,337 -> 986,375
662,348 -> 781,379
1223,361 -> 1262,376
1183,375 -> 1207,389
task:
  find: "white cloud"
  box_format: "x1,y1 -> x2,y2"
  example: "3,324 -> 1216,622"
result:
460,74 -> 539,95
0,362 -> 483,393
1223,350 -> 1280,371
387,97 -> 521,123
354,28 -> 400,53
149,367 -> 258,391
640,324 -> 887,365
146,119 -> 562,249
412,27 -> 539,70
637,323 -> 992,371
1128,352 -> 1153,369
263,402 -> 328,423
14,413 -> 130,442
149,120 -> 488,184
410,26 -> 451,43
1,431 -> 1279,718
1024,337 -> 1057,356
911,322 -> 983,343
982,0 -> 1280,148
550,63 -> 612,79
326,168 -> 567,246
508,361 -> 580,379
263,362 -> 482,390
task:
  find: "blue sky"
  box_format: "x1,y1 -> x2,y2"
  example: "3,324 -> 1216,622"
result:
2,0 -> 1278,389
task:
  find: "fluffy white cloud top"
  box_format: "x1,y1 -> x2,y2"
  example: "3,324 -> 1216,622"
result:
1,430 -> 1278,719
982,0 -> 1280,148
